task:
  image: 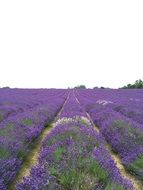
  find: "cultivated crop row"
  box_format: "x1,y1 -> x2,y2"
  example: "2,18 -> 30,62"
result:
76,89 -> 143,185
0,89 -> 68,189
16,92 -> 134,190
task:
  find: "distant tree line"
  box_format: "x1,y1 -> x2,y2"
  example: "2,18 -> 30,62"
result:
122,79 -> 143,89
74,85 -> 108,89
93,86 -> 106,89
74,80 -> 143,89
74,85 -> 86,89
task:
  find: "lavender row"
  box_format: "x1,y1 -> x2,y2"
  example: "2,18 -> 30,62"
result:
0,90 -> 67,190
76,89 -> 143,183
16,94 -> 133,190
76,89 -> 143,125
59,91 -> 87,118
0,88 -> 67,123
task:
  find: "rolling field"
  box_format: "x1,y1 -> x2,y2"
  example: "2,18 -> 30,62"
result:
0,88 -> 143,190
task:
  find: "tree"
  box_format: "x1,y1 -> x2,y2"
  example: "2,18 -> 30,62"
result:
122,79 -> 143,89
93,86 -> 99,89
74,85 -> 86,89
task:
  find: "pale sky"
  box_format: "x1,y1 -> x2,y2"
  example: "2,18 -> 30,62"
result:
0,1 -> 143,89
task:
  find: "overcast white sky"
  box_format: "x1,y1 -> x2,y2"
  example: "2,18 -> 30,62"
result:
0,1 -> 143,89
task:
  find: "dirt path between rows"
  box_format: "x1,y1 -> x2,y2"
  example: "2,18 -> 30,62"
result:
9,94 -> 69,190
74,92 -> 142,190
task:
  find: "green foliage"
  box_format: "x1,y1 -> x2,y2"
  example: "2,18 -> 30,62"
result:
128,155 -> 143,180
0,114 -> 3,122
59,169 -> 78,189
112,120 -> 130,130
46,126 -> 80,146
112,120 -> 143,144
0,147 -> 10,159
79,119 -> 89,126
0,123 -> 15,136
59,157 -> 108,190
54,147 -> 66,161
122,79 -> 143,89
93,86 -> 110,89
50,166 -> 59,176
85,158 -> 108,184
46,126 -> 109,189
21,118 -> 33,126
17,150 -> 27,160
105,183 -> 126,190
74,85 -> 86,89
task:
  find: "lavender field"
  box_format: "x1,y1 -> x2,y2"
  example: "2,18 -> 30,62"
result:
0,88 -> 143,190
